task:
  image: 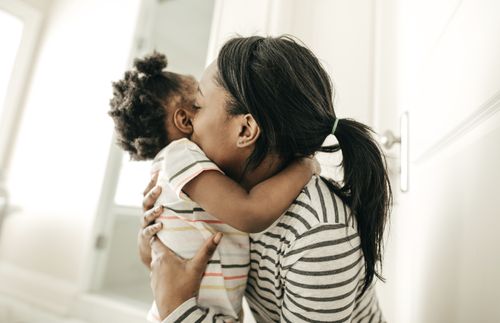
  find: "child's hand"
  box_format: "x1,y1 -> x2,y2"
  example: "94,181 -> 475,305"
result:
296,156 -> 321,176
310,157 -> 321,175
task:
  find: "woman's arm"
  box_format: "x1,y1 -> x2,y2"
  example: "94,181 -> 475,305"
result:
183,157 -> 319,233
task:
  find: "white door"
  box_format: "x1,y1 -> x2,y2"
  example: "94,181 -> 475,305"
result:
375,0 -> 500,322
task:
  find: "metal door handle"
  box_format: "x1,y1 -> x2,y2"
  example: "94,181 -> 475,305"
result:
378,111 -> 409,192
379,130 -> 401,149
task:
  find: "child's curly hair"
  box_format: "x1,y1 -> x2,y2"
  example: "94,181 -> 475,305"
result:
108,52 -> 182,160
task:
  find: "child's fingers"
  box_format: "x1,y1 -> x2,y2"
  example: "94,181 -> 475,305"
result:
312,157 -> 322,175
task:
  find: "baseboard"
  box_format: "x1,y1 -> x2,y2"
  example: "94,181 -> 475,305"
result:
0,262 -> 78,315
0,262 -> 256,323
72,293 -> 148,323
0,261 -> 150,322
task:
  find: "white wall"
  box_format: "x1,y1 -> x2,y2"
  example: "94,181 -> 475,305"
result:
151,0 -> 215,79
0,0 -> 140,302
278,0 -> 375,125
374,0 -> 500,322
208,0 -> 375,125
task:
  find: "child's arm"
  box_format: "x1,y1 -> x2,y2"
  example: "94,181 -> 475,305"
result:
183,157 -> 319,233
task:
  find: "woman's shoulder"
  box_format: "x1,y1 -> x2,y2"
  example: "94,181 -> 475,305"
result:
249,176 -> 362,278
254,175 -> 358,255
287,175 -> 355,230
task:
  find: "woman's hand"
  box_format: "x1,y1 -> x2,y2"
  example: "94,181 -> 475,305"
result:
150,232 -> 222,319
138,172 -> 164,269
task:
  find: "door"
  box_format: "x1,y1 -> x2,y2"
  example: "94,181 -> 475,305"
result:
375,0 -> 500,322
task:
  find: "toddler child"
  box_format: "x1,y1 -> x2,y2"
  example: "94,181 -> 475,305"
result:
108,52 -> 317,322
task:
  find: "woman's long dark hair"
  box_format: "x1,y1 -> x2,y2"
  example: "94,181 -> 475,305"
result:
216,35 -> 392,294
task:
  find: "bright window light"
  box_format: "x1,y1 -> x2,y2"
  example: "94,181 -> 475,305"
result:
114,156 -> 151,207
0,10 -> 24,119
112,0 -> 214,208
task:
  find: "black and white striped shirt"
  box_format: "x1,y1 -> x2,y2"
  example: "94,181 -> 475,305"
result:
164,175 -> 385,322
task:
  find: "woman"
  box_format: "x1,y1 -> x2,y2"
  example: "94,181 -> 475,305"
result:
139,35 -> 392,322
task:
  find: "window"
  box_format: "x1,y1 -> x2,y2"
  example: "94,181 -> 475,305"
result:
0,10 -> 23,122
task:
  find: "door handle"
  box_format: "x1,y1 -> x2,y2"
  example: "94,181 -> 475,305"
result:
378,111 -> 409,192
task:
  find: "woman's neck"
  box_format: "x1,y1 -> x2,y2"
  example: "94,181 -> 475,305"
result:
239,154 -> 285,191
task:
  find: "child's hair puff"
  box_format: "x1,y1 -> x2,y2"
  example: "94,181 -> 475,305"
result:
108,51 -> 181,160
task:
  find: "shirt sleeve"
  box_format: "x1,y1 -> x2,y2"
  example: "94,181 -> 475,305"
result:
161,297 -> 240,323
159,138 -> 223,201
280,223 -> 364,322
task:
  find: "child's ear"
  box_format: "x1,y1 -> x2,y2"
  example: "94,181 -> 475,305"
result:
236,114 -> 260,148
173,108 -> 193,135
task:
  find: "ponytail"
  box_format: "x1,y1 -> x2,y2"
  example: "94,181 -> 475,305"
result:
321,118 -> 392,295
216,36 -> 392,294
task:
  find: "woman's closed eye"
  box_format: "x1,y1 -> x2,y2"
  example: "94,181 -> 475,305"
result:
192,104 -> 201,110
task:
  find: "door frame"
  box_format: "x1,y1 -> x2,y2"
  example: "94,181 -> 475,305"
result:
78,0 -> 159,294
0,0 -> 44,172
0,0 -> 44,241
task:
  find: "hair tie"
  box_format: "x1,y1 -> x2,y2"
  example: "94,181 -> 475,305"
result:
331,118 -> 340,135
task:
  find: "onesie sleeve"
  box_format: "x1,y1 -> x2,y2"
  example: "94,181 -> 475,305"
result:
159,138 -> 223,201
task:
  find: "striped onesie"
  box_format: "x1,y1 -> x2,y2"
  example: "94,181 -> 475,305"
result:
162,175 -> 386,322
147,138 -> 249,323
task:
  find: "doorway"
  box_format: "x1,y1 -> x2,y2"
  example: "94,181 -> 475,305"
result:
86,0 -> 216,309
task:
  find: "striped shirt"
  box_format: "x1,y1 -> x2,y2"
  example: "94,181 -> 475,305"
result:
149,138 -> 249,322
163,175 -> 385,323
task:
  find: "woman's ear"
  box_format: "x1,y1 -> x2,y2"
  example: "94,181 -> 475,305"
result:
173,108 -> 194,135
236,114 -> 260,148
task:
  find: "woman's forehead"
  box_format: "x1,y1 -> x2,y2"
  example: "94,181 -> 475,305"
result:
200,61 -> 218,89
